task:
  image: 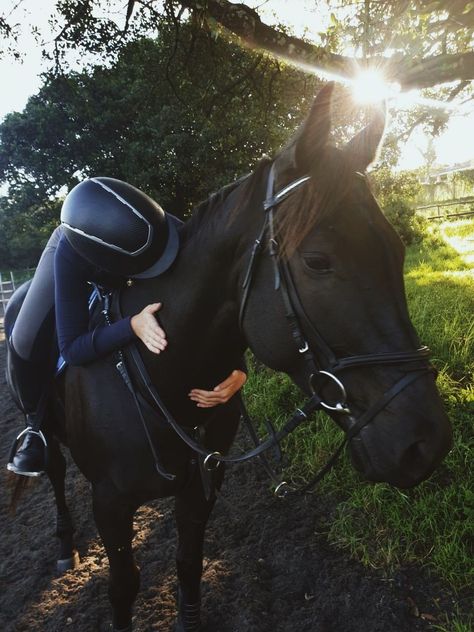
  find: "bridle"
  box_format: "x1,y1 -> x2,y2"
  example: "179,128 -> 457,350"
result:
240,163 -> 432,393
119,162 -> 434,495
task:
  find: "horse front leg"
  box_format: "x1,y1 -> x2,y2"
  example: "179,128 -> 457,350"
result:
46,437 -> 80,573
92,484 -> 140,632
174,462 -> 225,632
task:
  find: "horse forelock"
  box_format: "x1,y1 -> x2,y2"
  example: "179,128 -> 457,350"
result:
275,147 -> 356,258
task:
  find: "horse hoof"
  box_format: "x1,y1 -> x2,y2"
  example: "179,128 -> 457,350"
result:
56,549 -> 80,574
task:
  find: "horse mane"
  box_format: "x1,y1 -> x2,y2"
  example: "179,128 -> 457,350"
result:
185,148 -> 355,258
184,163 -> 267,237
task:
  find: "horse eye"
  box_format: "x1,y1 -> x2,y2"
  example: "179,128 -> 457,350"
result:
302,253 -> 332,273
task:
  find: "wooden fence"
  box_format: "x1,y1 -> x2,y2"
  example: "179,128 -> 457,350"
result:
415,196 -> 474,220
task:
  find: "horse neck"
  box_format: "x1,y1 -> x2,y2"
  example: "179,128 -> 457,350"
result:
132,174 -> 265,378
177,196 -> 259,323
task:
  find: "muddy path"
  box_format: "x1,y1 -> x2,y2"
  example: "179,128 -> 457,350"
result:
0,329 -> 464,631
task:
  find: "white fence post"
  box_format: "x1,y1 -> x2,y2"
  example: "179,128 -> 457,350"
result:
0,270 -> 16,317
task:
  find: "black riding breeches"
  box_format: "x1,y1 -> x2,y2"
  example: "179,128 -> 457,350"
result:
6,227 -> 62,415
10,227 -> 61,362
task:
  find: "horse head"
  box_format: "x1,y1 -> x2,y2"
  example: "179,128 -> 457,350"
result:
239,83 -> 452,489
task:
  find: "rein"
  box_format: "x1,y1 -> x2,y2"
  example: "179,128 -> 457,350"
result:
106,163 -> 434,496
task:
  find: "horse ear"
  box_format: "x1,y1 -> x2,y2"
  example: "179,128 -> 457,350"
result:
275,82 -> 334,174
345,103 -> 386,171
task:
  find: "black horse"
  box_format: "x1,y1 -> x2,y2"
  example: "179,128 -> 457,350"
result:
6,84 -> 452,632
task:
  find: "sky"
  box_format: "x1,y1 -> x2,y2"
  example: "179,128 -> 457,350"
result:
1,0 -> 473,171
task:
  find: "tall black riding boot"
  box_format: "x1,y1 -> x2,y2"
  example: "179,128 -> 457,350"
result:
7,413 -> 48,477
5,341 -> 51,477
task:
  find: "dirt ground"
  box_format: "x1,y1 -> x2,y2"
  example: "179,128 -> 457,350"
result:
0,326 -> 467,632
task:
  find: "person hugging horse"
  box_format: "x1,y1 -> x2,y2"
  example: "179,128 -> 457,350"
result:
6,177 -> 247,477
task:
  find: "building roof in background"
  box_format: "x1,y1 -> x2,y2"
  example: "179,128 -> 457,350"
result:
429,160 -> 474,178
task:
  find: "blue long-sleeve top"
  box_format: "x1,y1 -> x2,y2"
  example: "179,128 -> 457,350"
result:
54,235 -> 136,366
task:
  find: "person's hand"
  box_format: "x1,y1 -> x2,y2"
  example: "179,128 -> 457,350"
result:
131,303 -> 167,354
189,369 -> 247,408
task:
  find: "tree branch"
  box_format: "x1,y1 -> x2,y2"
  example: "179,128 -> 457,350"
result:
175,0 -> 474,90
178,0 -> 357,77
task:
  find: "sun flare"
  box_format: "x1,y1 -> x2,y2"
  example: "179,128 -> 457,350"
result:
351,69 -> 397,104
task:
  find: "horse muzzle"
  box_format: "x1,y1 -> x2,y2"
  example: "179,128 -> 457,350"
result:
345,383 -> 453,489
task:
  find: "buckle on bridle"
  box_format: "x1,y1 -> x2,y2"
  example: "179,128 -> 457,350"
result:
203,452 -> 222,471
310,371 -> 351,414
274,481 -> 290,498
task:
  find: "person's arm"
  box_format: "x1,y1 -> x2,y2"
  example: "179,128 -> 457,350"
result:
188,369 -> 247,408
130,303 -> 168,355
55,239 -> 167,365
54,243 -> 135,365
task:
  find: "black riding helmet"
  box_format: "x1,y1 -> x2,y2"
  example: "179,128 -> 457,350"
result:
60,177 -> 181,279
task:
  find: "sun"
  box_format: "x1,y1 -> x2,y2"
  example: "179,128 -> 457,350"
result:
351,69 -> 395,104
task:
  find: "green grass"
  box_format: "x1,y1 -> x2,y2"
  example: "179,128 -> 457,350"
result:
244,218 -> 474,623
326,385 -> 473,586
404,232 -> 474,380
433,610 -> 474,632
442,218 -> 474,241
